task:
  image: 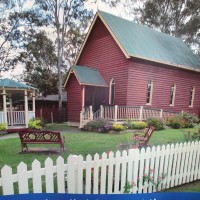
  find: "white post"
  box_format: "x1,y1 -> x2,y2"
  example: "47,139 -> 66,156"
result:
79,111 -> 83,128
181,110 -> 184,116
82,86 -> 85,108
9,97 -> 13,126
100,105 -> 103,118
24,90 -> 28,128
160,109 -> 163,118
2,89 -> 7,128
139,106 -> 143,121
89,106 -> 93,120
114,105 -> 118,122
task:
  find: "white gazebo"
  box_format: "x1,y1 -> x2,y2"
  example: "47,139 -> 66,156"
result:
0,78 -> 36,130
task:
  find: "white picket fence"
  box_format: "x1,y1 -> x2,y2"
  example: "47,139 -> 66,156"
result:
0,141 -> 200,196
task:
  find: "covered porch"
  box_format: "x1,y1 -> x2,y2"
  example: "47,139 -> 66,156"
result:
80,105 -> 179,128
0,78 -> 36,131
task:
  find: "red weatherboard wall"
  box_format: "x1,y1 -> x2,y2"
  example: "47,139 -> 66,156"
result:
127,58 -> 200,115
66,74 -> 82,122
77,17 -> 129,106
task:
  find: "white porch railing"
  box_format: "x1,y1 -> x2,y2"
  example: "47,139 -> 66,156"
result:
7,111 -> 25,125
0,141 -> 200,195
80,105 -> 178,128
0,111 -> 35,126
80,106 -> 93,128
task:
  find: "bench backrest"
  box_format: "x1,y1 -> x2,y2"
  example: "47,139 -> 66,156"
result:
144,126 -> 155,144
18,130 -> 62,143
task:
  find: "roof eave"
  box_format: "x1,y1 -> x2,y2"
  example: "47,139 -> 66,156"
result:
79,82 -> 108,87
130,54 -> 200,73
73,13 -> 99,66
64,67 -> 82,87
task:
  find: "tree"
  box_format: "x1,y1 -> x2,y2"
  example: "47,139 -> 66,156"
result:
124,0 -> 200,55
19,31 -> 58,95
0,0 -> 24,72
30,0 -> 120,113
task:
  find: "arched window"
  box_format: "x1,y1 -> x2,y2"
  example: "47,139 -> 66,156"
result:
109,79 -> 115,105
189,86 -> 195,107
169,84 -> 176,106
146,80 -> 153,105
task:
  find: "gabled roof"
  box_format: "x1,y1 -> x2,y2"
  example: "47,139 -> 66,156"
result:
74,10 -> 200,72
65,65 -> 108,87
0,78 -> 36,90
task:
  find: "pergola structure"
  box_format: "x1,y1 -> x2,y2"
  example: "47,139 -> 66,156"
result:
0,78 -> 36,130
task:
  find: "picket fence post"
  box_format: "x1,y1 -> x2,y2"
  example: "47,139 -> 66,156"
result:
67,155 -> 79,193
1,165 -> 14,195
17,162 -> 29,194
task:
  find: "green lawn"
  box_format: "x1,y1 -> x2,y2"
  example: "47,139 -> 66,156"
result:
0,125 -> 199,170
0,125 -> 200,192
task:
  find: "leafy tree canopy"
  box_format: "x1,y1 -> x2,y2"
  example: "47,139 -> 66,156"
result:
19,32 -> 58,95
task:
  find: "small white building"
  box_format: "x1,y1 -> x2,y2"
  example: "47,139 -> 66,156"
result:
0,78 -> 36,131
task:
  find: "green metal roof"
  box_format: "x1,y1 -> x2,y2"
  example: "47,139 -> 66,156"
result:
72,65 -> 108,87
99,11 -> 200,70
0,78 -> 35,90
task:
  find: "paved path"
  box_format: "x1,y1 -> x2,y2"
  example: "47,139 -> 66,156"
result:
0,127 -> 79,140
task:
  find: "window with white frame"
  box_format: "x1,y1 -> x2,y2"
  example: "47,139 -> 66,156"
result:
146,80 -> 153,105
169,84 -> 176,106
189,86 -> 195,107
109,79 -> 115,105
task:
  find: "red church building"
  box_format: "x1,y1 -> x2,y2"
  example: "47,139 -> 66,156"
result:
64,11 -> 200,127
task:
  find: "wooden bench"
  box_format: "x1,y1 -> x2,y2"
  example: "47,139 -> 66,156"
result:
133,126 -> 155,148
18,130 -> 65,153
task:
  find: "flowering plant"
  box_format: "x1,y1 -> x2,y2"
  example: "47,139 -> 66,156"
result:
134,168 -> 167,191
112,124 -> 126,131
98,124 -> 112,133
124,168 -> 167,193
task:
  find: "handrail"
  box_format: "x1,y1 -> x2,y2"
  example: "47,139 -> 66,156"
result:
93,109 -> 101,120
80,105 -> 181,127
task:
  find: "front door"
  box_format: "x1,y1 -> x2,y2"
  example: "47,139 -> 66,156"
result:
85,86 -> 106,112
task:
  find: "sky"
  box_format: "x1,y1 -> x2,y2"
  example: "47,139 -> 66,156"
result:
1,0 -> 124,80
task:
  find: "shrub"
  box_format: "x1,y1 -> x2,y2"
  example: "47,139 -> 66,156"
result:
28,118 -> 44,130
166,112 -> 199,129
166,116 -> 184,129
85,119 -> 111,133
112,124 -> 126,132
181,112 -> 199,128
0,123 -> 7,131
123,120 -> 132,129
130,121 -> 148,129
146,117 -> 165,130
